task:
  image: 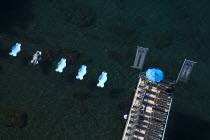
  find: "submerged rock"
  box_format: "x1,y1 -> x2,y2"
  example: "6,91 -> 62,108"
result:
5,109 -> 28,128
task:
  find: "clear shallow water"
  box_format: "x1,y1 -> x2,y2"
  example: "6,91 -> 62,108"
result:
0,0 -> 210,140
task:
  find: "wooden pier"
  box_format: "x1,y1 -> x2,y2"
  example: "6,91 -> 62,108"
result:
121,73 -> 175,140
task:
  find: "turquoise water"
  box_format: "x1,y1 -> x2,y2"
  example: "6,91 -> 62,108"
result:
0,0 -> 209,139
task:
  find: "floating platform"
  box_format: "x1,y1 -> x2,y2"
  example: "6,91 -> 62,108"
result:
121,73 -> 175,140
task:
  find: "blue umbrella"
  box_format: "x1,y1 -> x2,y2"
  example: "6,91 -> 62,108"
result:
146,68 -> 164,82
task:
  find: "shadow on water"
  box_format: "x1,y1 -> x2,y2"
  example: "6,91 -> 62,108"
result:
109,88 -> 125,98
87,80 -> 97,91
166,113 -> 210,140
0,0 -> 34,33
21,55 -> 32,67
66,71 -> 77,84
40,60 -> 53,75
0,49 -> 10,59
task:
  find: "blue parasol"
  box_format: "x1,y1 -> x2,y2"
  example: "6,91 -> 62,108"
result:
146,68 -> 164,82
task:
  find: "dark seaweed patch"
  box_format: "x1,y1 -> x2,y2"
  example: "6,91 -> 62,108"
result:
5,109 -> 28,128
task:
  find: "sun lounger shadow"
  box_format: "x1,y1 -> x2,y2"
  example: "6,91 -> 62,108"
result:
134,131 -> 145,137
145,129 -> 162,139
148,91 -> 157,96
144,135 -> 161,140
140,121 -> 148,126
145,95 -> 155,101
152,106 -> 167,116
143,116 -> 165,127
143,101 -> 155,108
157,84 -> 174,93
147,123 -> 164,134
155,99 -> 170,109
151,111 -> 166,122
136,124 -> 147,131
136,123 -> 163,139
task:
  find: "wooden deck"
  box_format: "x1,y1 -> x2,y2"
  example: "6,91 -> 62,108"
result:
121,75 -> 175,140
